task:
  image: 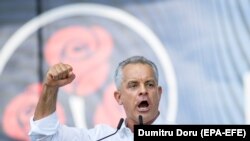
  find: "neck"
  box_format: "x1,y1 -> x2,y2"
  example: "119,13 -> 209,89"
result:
126,111 -> 160,133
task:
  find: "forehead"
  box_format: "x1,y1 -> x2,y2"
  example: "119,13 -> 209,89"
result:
122,63 -> 155,80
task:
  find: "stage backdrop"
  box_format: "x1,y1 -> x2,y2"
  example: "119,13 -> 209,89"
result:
0,0 -> 249,140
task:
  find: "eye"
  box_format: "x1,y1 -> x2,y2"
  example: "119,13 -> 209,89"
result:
146,82 -> 155,88
128,82 -> 138,88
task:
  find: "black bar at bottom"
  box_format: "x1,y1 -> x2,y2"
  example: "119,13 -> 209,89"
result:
134,125 -> 250,141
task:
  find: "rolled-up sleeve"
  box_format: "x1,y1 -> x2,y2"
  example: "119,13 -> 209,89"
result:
28,112 -> 59,140
28,112 -> 95,141
28,112 -> 133,141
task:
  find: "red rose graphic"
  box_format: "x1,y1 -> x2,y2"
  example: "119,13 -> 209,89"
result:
45,25 -> 113,96
3,84 -> 66,141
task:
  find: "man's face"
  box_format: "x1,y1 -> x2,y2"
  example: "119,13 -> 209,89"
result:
114,63 -> 162,124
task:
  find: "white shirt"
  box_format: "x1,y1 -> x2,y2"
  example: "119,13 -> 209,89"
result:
29,112 -> 165,141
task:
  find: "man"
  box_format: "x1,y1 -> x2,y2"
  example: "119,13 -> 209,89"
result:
29,55 -> 163,141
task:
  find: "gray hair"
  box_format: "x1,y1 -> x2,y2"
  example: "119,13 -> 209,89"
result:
114,56 -> 159,89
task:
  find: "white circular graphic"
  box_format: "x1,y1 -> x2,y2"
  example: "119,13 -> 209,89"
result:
0,3 -> 178,123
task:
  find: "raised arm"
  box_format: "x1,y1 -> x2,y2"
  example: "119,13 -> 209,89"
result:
33,63 -> 75,120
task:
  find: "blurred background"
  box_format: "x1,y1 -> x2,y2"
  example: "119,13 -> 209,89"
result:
0,0 -> 250,140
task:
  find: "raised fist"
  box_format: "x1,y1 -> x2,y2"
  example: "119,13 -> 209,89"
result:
44,63 -> 75,88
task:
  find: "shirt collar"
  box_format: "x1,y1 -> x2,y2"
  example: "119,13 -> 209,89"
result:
119,114 -> 165,136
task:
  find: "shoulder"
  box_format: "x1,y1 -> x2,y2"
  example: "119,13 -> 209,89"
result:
57,124 -> 116,140
91,124 -> 116,132
87,124 -> 117,140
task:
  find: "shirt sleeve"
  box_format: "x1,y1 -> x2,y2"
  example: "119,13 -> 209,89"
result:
28,112 -> 93,141
28,112 -> 60,140
28,112 -> 128,141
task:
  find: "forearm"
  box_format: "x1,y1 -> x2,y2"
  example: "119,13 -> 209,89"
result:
33,84 -> 58,121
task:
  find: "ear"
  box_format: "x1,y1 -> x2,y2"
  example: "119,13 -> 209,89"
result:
158,86 -> 162,98
114,90 -> 123,105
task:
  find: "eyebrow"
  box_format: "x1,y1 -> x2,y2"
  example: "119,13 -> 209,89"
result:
127,79 -> 155,84
127,81 -> 138,84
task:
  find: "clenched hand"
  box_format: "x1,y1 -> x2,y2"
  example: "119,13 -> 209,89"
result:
44,63 -> 76,88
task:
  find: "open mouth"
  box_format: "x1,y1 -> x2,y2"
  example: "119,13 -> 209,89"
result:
137,100 -> 150,112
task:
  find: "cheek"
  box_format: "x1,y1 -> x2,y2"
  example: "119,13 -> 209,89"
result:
120,89 -> 138,106
151,92 -> 161,103
122,96 -> 131,105
122,94 -> 135,108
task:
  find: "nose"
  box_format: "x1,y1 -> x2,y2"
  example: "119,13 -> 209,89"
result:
139,85 -> 147,95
